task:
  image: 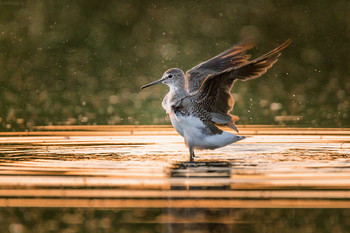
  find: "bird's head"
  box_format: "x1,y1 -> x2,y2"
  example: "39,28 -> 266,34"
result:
141,68 -> 185,91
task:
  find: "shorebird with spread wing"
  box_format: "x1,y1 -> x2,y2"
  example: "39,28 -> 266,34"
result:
141,39 -> 290,162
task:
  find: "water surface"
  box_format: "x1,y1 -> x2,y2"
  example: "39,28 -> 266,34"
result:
0,125 -> 349,232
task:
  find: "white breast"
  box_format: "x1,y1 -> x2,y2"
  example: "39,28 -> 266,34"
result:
169,113 -> 245,150
162,94 -> 171,114
164,92 -> 244,150
169,113 -> 204,137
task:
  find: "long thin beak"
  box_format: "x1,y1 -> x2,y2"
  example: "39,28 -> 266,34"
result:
140,79 -> 163,89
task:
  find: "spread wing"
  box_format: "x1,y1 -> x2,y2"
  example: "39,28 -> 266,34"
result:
192,39 -> 291,131
185,39 -> 254,94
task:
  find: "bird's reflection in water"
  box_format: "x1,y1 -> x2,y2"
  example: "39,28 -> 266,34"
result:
165,161 -> 252,232
170,161 -> 231,190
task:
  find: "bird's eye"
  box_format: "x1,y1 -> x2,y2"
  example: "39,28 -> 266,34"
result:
168,74 -> 173,78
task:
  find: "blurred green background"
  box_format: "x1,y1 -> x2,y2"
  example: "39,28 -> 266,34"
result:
1,208 -> 349,233
0,0 -> 349,131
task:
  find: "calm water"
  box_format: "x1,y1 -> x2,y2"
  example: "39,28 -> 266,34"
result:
0,126 -> 350,233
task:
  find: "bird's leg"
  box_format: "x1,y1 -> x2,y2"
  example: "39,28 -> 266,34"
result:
189,145 -> 195,162
185,138 -> 195,162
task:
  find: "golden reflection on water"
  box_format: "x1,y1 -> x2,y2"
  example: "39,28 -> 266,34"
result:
0,126 -> 350,232
0,126 -> 349,209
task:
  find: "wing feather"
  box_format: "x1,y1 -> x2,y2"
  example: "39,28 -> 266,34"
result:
192,39 -> 291,129
233,39 -> 291,81
185,39 -> 254,93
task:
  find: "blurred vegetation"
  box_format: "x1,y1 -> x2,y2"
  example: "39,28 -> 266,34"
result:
0,207 -> 349,233
0,0 -> 349,131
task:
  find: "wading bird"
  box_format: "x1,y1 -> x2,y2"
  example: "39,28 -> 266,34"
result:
141,39 -> 290,162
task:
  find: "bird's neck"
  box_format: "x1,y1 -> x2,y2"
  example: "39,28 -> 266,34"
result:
168,84 -> 188,99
